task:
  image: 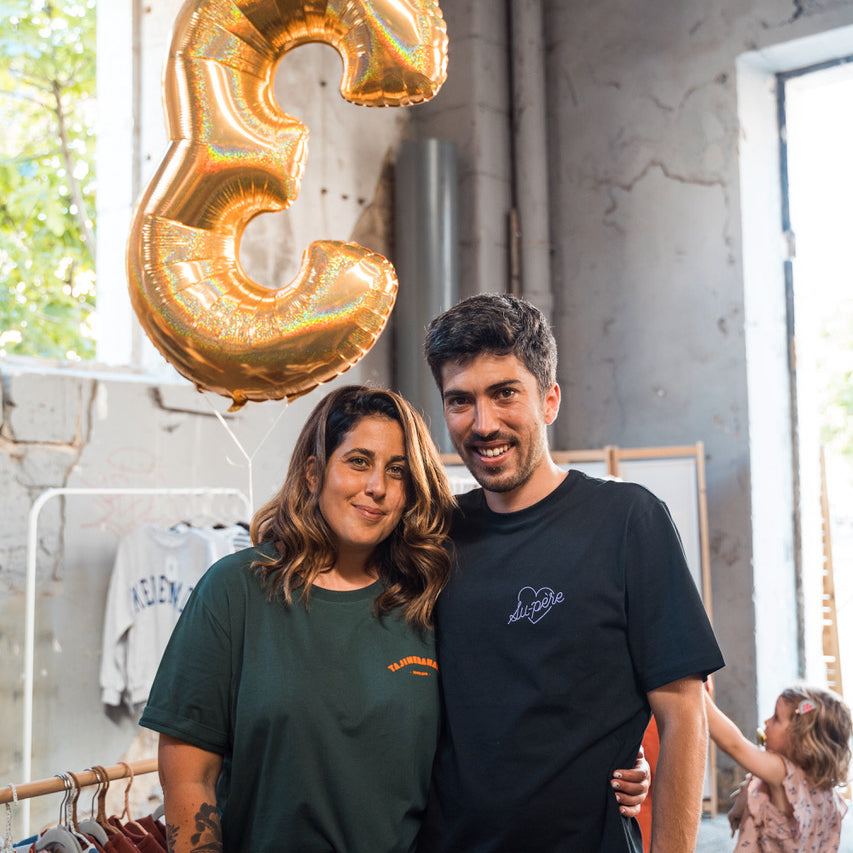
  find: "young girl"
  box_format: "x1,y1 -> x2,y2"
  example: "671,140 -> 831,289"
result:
705,683 -> 852,851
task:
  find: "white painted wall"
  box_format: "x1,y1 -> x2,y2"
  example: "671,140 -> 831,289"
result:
2,0 -> 411,833
6,0 -> 853,830
414,0 -> 853,794
540,0 -> 853,791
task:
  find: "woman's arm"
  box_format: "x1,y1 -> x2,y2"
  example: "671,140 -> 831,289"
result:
704,692 -> 786,786
158,733 -> 224,853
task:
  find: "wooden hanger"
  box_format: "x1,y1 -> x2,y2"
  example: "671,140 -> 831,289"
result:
73,770 -> 108,845
114,762 -> 149,837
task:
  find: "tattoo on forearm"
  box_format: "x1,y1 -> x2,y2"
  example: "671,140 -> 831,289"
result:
190,803 -> 223,852
166,822 -> 178,852
166,803 -> 222,853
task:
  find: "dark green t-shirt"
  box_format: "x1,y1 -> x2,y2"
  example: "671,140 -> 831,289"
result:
140,547 -> 440,853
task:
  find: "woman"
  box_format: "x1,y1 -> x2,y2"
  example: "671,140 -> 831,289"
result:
141,385 -> 647,852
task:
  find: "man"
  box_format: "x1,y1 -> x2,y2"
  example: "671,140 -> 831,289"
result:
417,294 -> 724,852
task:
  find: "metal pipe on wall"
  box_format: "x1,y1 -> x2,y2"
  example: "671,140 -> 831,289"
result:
393,138 -> 459,452
509,0 -> 553,323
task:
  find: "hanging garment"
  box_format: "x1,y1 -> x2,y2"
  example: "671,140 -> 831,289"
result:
192,524 -> 251,561
107,819 -> 163,853
99,524 -> 216,710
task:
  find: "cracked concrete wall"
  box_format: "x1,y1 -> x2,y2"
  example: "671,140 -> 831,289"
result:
405,0 -> 513,296
0,365 -> 390,829
408,0 -> 838,796
1,0 -> 404,831
8,0 -> 853,823
544,0 -> 853,794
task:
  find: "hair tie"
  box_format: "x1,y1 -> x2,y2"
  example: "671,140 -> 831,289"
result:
796,699 -> 816,715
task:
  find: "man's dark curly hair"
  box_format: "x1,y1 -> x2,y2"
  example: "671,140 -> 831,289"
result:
424,293 -> 557,396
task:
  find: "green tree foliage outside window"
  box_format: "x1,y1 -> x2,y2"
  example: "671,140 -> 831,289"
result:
0,0 -> 96,361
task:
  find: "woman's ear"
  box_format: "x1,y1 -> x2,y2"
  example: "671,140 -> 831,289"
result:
305,456 -> 319,494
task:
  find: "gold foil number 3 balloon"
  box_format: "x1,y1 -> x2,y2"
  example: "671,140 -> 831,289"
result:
127,0 -> 448,410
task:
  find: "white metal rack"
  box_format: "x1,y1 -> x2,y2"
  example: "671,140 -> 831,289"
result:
21,485 -> 252,832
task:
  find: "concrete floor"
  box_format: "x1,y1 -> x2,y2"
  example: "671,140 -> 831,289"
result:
694,811 -> 853,851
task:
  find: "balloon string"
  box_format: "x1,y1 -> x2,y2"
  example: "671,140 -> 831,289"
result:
205,397 -> 289,515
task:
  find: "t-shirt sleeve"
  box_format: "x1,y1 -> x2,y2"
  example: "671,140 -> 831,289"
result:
623,489 -> 724,693
99,536 -> 134,707
139,563 -> 236,754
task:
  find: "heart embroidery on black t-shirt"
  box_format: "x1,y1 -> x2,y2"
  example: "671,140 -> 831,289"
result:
510,585 -> 564,624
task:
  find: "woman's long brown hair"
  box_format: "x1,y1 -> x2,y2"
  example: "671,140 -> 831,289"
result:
250,385 -> 455,628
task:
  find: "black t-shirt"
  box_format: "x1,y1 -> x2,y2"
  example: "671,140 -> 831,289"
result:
418,471 -> 724,853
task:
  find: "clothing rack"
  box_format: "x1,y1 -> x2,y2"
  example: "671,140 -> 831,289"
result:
21,486 -> 251,832
0,758 -> 158,805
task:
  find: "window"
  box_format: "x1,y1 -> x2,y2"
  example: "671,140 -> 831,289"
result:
0,0 -> 97,361
782,58 -> 853,695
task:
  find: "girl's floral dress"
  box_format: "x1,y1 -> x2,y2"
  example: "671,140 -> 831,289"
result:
735,757 -> 847,852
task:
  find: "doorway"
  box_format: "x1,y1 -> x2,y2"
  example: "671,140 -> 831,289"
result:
782,60 -> 853,697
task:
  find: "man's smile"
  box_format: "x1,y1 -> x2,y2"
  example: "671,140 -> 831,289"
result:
475,443 -> 512,459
